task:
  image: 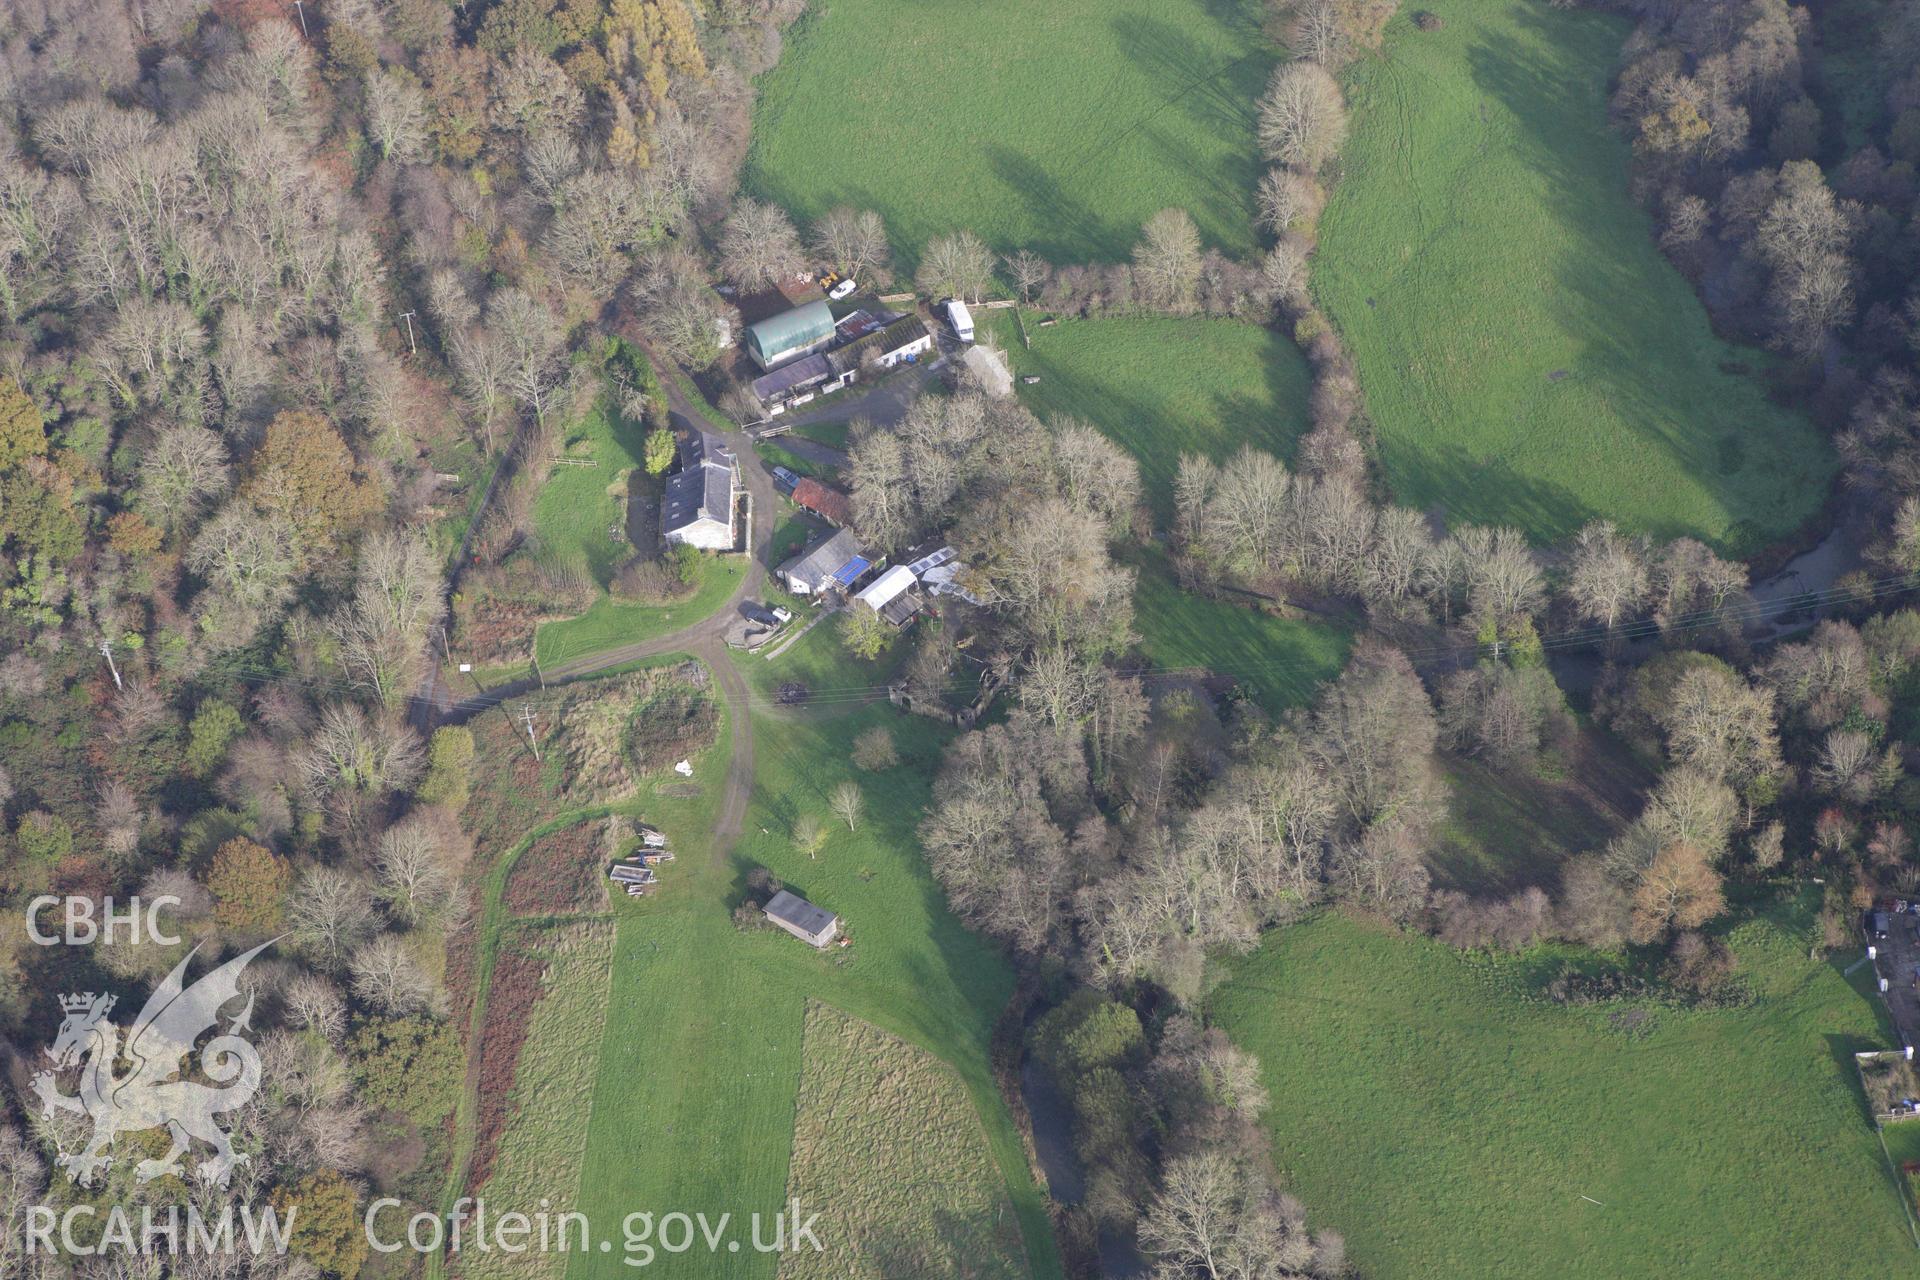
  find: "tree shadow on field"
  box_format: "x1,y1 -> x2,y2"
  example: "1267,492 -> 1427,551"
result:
1195,0 -> 1267,42
986,146 -> 1126,267
1458,8 -> 1825,551
1386,439 -> 1601,543
1112,13 -> 1270,245
856,1204 -> 1023,1278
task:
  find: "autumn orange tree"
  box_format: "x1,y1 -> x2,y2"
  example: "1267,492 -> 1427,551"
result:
271,1170 -> 369,1280
207,837 -> 292,933
0,375 -> 45,470
239,410 -> 380,563
1630,841 -> 1726,944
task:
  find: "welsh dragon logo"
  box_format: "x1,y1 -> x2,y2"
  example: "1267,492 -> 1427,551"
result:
31,939 -> 275,1188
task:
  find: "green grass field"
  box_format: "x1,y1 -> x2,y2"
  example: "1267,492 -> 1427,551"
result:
1316,0 -> 1834,552
985,313 -> 1314,519
742,611 -> 911,713
544,688 -> 1060,1279
518,392 -> 746,671
1212,902 -> 1917,1279
976,314 -> 1340,713
1430,726 -> 1653,894
779,1002 -> 1030,1279
744,0 -> 1271,268
532,558 -> 746,669
1128,552 -> 1348,715
532,400 -> 644,589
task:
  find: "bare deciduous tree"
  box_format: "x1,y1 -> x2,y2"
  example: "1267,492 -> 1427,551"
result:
489,287 -> 563,426
830,780 -> 863,831
1003,248 -> 1049,303
851,726 -> 897,770
364,69 -> 428,162
282,972 -> 346,1042
1567,520 -> 1649,633
138,422 -> 230,537
793,812 -> 827,860
350,935 -> 441,1016
915,229 -> 995,302
287,867 -> 376,970
809,205 -> 890,282
1134,207 -> 1203,311
718,197 -> 803,289
1255,167 -> 1325,236
375,814 -> 457,927
1258,62 -> 1349,172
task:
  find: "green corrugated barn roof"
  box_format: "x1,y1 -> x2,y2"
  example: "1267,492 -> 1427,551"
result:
745,300 -> 835,369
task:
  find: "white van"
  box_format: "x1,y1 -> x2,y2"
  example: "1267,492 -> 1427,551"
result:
945,298 -> 974,343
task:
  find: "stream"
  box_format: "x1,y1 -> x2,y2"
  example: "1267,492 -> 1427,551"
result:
1020,1041 -> 1149,1277
1549,524 -> 1860,694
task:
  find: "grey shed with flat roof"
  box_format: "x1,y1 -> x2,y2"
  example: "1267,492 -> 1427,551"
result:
764,889 -> 839,947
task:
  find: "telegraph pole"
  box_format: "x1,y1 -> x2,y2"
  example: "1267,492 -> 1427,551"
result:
520,706 -> 541,761
98,640 -> 122,692
399,311 -> 418,356
292,0 -> 308,35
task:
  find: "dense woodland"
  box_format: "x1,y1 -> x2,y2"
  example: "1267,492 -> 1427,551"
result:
0,0 -> 797,1275
5,0 -> 1920,1277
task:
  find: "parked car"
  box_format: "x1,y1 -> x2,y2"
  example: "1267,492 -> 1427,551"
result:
828,276 -> 858,301
771,606 -> 793,624
771,465 -> 800,494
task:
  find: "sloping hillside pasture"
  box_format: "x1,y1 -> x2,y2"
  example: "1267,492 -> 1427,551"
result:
1212,903 -> 1915,1280
778,1003 -> 1030,1280
560,696 -> 1060,1280
1315,0 -> 1833,551
745,0 -> 1271,269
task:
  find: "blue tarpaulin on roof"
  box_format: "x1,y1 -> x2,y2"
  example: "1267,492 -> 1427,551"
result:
831,557 -> 870,587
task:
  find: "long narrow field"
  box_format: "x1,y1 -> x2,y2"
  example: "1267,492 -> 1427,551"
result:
1211,902 -> 1915,1280
1316,0 -> 1833,552
745,0 -> 1271,267
458,921 -> 616,1280
558,693 -> 1056,1279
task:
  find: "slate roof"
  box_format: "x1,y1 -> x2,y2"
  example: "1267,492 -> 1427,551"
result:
764,889 -> 837,939
751,351 -> 833,402
662,430 -> 736,533
826,314 -> 931,379
779,527 -> 865,589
